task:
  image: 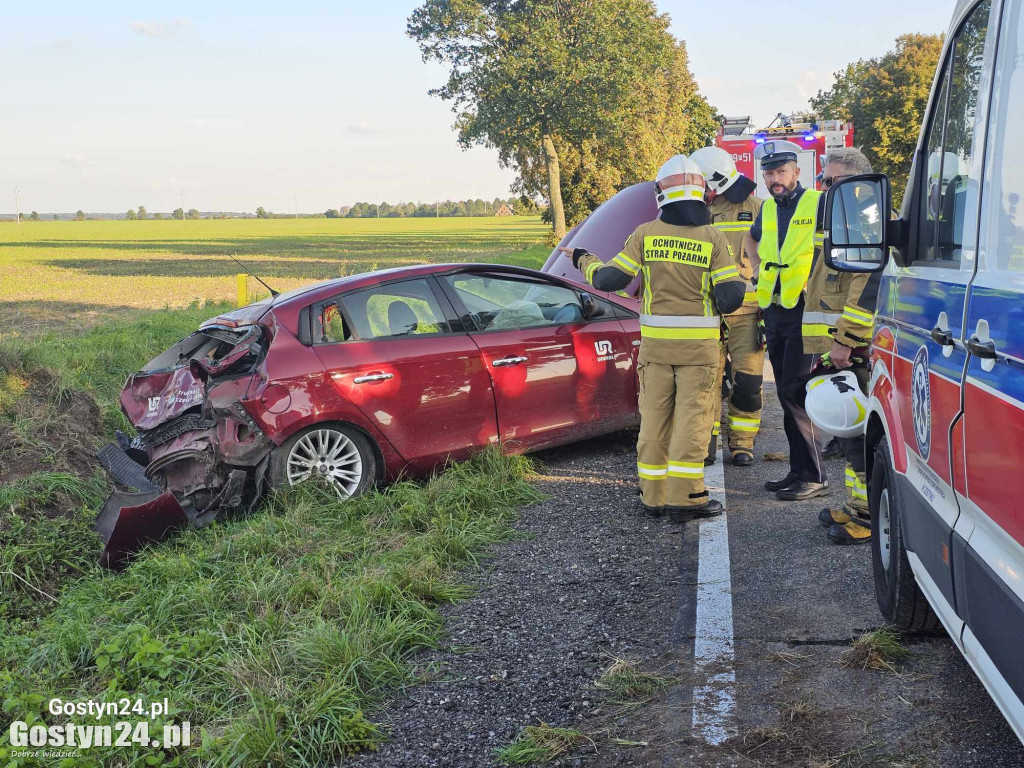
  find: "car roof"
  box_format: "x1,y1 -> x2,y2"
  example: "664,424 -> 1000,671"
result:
270,263 -> 568,308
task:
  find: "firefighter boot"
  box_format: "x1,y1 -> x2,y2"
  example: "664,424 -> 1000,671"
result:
669,498 -> 723,523
818,505 -> 853,527
828,513 -> 872,545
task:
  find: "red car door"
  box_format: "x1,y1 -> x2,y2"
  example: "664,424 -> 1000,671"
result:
312,277 -> 498,471
437,271 -> 636,451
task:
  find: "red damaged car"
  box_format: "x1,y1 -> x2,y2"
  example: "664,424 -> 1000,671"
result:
97,183 -> 655,567
96,262 -> 641,565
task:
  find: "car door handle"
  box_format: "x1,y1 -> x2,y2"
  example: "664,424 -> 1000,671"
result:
966,336 -> 997,359
930,327 -> 954,346
491,356 -> 528,367
353,372 -> 394,384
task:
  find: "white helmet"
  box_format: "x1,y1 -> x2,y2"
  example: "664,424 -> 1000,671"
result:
654,154 -> 705,209
927,151 -> 963,188
805,371 -> 868,438
690,146 -> 740,195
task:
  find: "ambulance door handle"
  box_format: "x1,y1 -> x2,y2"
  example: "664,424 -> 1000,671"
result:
930,326 -> 954,347
966,336 -> 997,359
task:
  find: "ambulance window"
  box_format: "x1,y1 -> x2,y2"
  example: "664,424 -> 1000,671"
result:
913,0 -> 990,266
983,2 -> 1024,271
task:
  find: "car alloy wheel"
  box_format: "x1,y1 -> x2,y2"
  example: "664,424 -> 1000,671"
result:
285,427 -> 364,499
878,487 -> 892,573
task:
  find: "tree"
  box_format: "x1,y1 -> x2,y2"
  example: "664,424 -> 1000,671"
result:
153,212 -> 165,220
256,206 -> 268,219
52,214 -> 58,221
409,0 -> 716,238
172,207 -> 185,220
125,209 -> 137,220
187,208 -> 201,220
810,33 -> 943,208
137,206 -> 147,220
325,208 -> 341,218
74,210 -> 85,221
29,211 -> 39,221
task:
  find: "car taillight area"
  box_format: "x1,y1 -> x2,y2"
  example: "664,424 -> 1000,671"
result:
96,322 -> 275,568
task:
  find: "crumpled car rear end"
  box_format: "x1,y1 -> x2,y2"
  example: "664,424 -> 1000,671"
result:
96,316 -> 276,567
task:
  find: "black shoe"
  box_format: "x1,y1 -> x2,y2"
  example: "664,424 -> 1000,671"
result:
641,502 -> 665,517
764,472 -> 799,492
704,455 -> 716,466
668,499 -> 724,523
821,437 -> 844,460
776,480 -> 830,500
731,450 -> 753,467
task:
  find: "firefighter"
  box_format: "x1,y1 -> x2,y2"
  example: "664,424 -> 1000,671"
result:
691,146 -> 764,467
558,155 -> 746,521
742,140 -> 828,500
805,147 -> 881,544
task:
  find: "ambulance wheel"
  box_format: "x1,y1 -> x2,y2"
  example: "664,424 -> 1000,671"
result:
870,437 -> 940,633
269,423 -> 376,500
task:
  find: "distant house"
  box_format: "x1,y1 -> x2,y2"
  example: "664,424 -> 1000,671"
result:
495,204 -> 515,217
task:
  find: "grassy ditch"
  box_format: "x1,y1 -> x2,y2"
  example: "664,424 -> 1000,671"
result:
2,451 -> 541,767
1,302 -> 544,767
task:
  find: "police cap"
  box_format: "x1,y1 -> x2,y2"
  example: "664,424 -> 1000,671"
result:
755,139 -> 802,170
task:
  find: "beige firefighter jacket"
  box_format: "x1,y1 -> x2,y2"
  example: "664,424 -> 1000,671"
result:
708,193 -> 763,317
578,219 -> 744,367
801,250 -> 878,355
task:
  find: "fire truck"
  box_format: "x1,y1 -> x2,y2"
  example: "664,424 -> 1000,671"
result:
714,114 -> 855,198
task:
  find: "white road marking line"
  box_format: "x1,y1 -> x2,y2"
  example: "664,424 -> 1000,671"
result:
691,445 -> 736,745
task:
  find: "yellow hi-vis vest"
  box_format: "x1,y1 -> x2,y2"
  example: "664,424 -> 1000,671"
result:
756,189 -> 823,309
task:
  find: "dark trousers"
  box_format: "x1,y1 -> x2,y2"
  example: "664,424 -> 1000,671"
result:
764,301 -> 826,483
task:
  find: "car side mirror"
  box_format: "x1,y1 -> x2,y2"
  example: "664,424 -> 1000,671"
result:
824,173 -> 891,273
579,292 -> 602,319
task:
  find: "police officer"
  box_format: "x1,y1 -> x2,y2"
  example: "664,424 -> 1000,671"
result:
691,146 -> 765,467
559,155 -> 746,521
804,147 -> 881,544
742,140 -> 828,500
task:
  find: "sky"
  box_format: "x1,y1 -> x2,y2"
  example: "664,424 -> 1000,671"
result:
0,1 -> 954,214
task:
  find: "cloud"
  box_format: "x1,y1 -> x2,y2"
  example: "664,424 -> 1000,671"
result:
129,19 -> 193,39
795,69 -> 826,102
60,156 -> 90,168
343,121 -> 385,135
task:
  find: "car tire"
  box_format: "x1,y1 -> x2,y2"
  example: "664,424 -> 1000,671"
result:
268,423 -> 376,500
870,436 -> 940,633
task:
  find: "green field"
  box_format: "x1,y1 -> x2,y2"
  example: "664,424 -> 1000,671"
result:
0,216 -> 556,766
0,217 -> 551,337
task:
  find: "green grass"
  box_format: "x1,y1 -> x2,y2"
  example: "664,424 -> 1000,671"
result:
594,657 -> 671,701
841,628 -> 911,672
496,724 -> 589,765
0,217 -> 550,337
1,451 -> 543,767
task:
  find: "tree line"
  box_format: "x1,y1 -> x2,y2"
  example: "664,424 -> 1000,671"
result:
408,0 -> 944,234
339,197 -> 538,218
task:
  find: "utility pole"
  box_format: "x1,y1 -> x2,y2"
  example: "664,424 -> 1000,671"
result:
179,190 -> 185,220
13,187 -> 20,224
376,202 -> 380,219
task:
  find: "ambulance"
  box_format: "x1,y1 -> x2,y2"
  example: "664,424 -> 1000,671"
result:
823,0 -> 1024,741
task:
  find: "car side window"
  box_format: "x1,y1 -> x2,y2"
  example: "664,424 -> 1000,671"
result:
984,2 -> 1024,271
320,279 -> 455,342
443,274 -> 584,331
913,0 -> 990,266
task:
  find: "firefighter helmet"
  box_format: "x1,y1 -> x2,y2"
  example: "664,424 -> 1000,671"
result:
690,146 -> 740,195
654,154 -> 705,209
805,371 -> 868,438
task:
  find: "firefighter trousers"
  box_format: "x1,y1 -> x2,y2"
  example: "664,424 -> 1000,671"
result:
637,361 -> 718,508
838,364 -> 871,517
716,312 -> 765,454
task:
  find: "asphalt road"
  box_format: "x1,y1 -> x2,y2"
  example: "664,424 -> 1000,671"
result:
608,368 -> 1024,768
353,365 -> 1024,768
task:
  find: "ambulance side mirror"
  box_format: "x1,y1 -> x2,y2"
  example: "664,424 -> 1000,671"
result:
823,173 -> 890,273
